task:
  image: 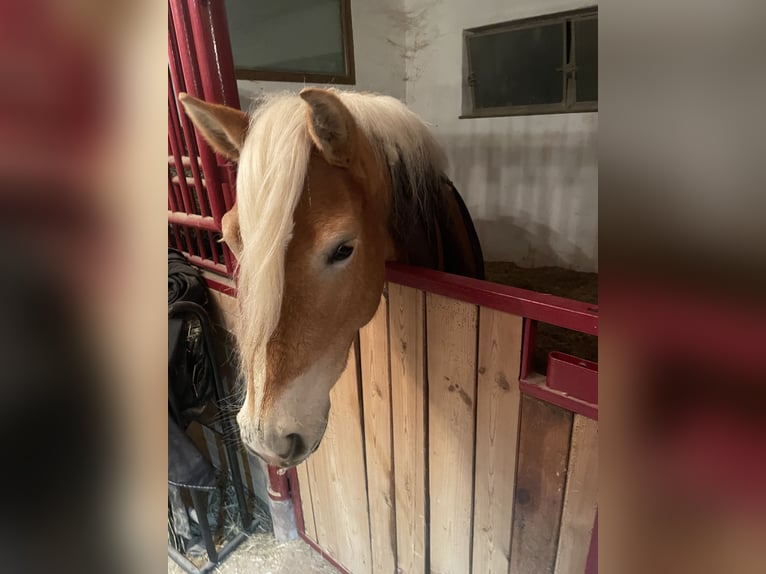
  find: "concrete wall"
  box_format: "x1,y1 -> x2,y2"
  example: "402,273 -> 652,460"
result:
403,0 -> 598,271
235,0 -> 598,271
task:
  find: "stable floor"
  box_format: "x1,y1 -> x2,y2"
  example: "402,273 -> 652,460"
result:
167,531 -> 338,574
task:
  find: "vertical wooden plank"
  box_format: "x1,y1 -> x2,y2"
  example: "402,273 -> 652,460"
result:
306,453 -> 337,556
389,284 -> 426,574
509,396 -> 573,574
427,293 -> 478,574
295,461 -> 317,543
554,415 -> 599,574
304,346 -> 372,574
472,309 -> 523,574
360,296 -> 397,574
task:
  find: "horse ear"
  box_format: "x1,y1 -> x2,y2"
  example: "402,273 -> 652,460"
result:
299,88 -> 356,168
178,93 -> 249,161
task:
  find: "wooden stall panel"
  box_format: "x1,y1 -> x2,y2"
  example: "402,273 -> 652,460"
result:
554,415 -> 598,574
472,309 -> 524,574
360,296 -> 397,574
426,293 -> 478,574
509,396 -> 573,574
304,346 -> 372,574
388,284 -> 427,574
295,461 -> 317,543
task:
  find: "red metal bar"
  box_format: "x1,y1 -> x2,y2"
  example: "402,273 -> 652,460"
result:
167,86 -> 195,214
168,0 -> 242,279
166,152 -> 186,212
520,319 -> 537,378
170,224 -> 183,252
167,0 -> 239,284
169,0 -> 220,221
520,374 -> 598,420
386,263 -> 598,335
168,0 -> 236,282
167,46 -> 210,217
299,533 -> 351,574
204,229 -> 220,265
168,172 -> 189,258
180,251 -> 228,276
181,109 -> 224,225
185,0 -> 241,229
267,466 -> 291,501
288,468 -> 305,533
176,226 -> 194,260
168,0 -> 202,94
547,352 -> 598,405
192,226 -> 207,261
167,210 -> 219,232
187,0 -> 241,109
164,146 -> 206,253
190,174 -> 211,217
166,165 -> 181,212
204,276 -> 237,297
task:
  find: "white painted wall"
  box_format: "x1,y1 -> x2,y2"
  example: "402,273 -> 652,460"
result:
402,0 -> 598,271
235,0 -> 598,271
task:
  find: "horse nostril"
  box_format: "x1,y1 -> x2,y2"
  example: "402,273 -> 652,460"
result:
281,433 -> 306,461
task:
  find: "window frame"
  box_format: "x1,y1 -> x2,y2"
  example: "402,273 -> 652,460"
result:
231,0 -> 356,85
461,7 -> 598,118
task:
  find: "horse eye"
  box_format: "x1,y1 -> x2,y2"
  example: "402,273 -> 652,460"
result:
328,243 -> 354,264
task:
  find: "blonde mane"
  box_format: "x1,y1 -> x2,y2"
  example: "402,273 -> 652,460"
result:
234,89 -> 447,380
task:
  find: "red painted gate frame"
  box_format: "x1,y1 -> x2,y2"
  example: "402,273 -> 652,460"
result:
168,0 -> 240,287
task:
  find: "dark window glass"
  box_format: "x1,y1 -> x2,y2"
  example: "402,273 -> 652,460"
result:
469,23 -> 564,108
226,0 -> 346,76
575,18 -> 598,102
464,10 -> 597,116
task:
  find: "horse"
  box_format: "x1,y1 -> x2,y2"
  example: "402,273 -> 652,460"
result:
180,88 -> 484,468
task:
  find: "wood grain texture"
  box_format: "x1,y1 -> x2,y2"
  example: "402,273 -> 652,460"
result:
472,309 -> 524,574
360,296 -> 397,574
304,346 -> 372,574
509,396 -> 573,574
426,293 -> 478,574
295,461 -> 317,543
388,284 -> 427,574
554,415 -> 598,574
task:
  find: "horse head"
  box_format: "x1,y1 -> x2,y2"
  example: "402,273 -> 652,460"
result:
181,89 -> 396,466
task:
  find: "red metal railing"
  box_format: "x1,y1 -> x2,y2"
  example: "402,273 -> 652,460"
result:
386,262 -> 599,420
168,0 -> 240,286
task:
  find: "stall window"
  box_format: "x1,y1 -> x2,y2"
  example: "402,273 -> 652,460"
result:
226,0 -> 355,84
463,8 -> 597,117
